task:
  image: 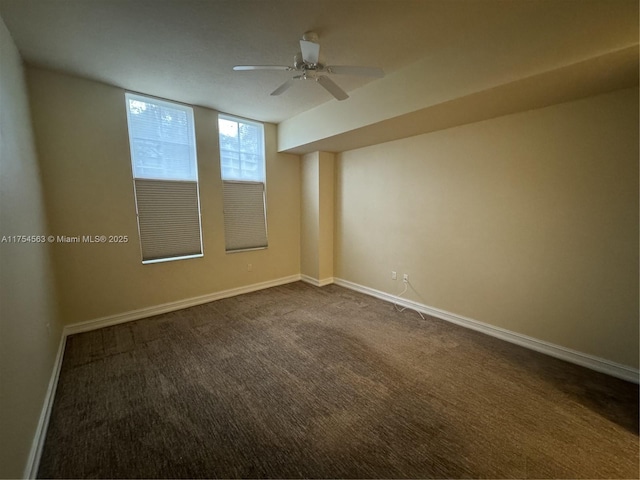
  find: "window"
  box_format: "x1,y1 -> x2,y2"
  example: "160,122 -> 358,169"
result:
125,93 -> 203,263
218,115 -> 267,252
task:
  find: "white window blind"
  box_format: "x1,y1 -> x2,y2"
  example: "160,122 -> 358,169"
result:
135,180 -> 202,260
223,181 -> 268,251
218,115 -> 267,252
126,93 -> 203,263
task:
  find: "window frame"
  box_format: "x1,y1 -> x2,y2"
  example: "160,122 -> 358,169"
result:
218,114 -> 268,253
125,92 -> 204,264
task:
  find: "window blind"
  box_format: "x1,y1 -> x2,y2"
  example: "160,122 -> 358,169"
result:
134,179 -> 203,261
223,181 -> 267,251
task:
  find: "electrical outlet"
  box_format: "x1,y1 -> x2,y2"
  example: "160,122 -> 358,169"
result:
391,271 -> 397,280
247,263 -> 252,272
403,274 -> 409,283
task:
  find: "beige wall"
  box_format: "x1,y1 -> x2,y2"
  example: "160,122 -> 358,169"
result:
317,152 -> 334,281
0,19 -> 62,479
26,66 -> 300,326
335,87 -> 639,368
300,152 -> 334,283
300,153 -> 320,280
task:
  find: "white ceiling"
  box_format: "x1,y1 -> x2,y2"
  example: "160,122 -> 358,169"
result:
0,0 -> 638,125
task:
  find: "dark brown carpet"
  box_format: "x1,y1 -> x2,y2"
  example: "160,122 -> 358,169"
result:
38,282 -> 639,479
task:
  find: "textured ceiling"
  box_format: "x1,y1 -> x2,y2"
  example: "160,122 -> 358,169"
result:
0,0 -> 638,124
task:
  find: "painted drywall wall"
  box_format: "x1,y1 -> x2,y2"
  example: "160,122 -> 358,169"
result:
300,153 -> 320,281
317,152 -> 334,282
279,46 -> 638,155
0,19 -> 62,479
335,87 -> 639,369
300,152 -> 334,284
26,66 -> 300,326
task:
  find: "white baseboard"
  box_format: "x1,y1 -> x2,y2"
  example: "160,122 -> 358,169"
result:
334,278 -> 639,384
300,275 -> 335,287
64,274 -> 302,336
23,332 -> 67,479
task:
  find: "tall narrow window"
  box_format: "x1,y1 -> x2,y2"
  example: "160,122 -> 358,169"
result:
125,93 -> 203,263
218,114 -> 268,252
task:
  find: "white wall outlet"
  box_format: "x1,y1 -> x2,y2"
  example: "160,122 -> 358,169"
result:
403,273 -> 409,283
391,271 -> 397,280
247,263 -> 252,272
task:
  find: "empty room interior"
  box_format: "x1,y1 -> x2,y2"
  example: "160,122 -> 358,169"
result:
0,0 -> 638,478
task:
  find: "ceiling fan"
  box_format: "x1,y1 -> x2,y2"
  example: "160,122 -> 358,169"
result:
233,31 -> 384,101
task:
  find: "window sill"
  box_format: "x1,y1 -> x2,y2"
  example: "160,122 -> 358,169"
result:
142,253 -> 203,264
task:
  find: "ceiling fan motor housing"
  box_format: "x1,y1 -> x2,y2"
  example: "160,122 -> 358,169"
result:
302,31 -> 319,42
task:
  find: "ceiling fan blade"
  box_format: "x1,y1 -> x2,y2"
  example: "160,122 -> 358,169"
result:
325,65 -> 385,78
270,79 -> 295,96
316,75 -> 348,101
300,40 -> 320,64
233,65 -> 291,71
